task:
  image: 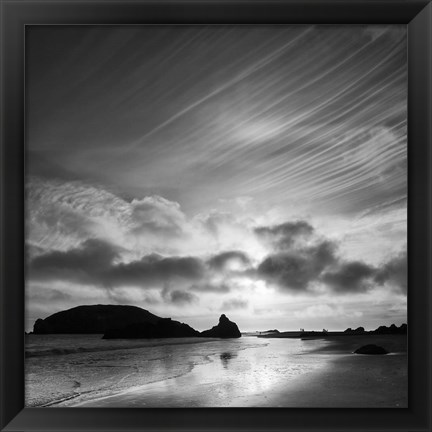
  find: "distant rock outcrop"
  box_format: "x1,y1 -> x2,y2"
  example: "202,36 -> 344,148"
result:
344,326 -> 366,335
372,323 -> 407,335
200,314 -> 241,338
33,305 -> 161,334
103,318 -> 200,339
354,344 -> 389,355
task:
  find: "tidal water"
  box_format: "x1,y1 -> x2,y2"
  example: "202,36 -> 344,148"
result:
25,334 -> 332,407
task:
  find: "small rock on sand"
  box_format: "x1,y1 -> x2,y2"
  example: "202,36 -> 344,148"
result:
354,344 -> 388,355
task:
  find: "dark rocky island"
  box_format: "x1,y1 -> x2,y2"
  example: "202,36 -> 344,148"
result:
33,305 -> 242,339
103,318 -> 200,339
200,314 -> 241,338
33,305 -> 161,334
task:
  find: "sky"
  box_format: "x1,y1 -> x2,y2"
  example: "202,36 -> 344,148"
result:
25,25 -> 407,332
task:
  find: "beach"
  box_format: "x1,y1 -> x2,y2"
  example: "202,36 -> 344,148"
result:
25,334 -> 407,408
259,334 -> 407,408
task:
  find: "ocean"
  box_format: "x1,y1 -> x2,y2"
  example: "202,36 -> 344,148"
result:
25,334 -> 332,407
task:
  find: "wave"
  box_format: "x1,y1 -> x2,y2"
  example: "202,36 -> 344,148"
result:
26,347 -> 92,358
25,337 -> 223,358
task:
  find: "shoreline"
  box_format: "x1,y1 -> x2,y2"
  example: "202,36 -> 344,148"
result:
66,335 -> 407,408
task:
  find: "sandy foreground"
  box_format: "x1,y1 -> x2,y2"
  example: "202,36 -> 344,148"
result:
73,334 -> 407,408
256,354 -> 407,408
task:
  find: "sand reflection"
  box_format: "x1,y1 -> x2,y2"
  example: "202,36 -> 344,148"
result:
219,352 -> 237,368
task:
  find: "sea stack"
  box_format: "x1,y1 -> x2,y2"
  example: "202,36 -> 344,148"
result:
200,314 -> 241,338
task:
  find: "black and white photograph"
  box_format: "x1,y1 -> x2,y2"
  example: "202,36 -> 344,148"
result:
25,25 -> 407,408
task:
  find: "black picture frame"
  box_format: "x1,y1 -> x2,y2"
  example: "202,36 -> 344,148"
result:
1,1 -> 431,431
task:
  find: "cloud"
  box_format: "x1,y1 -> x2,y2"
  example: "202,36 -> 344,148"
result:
375,248 -> 407,294
189,282 -> 231,294
221,298 -> 248,310
196,210 -> 244,239
169,290 -> 199,305
108,255 -> 206,287
27,176 -> 265,260
29,238 -> 121,285
320,261 -> 376,293
320,249 -> 407,295
208,251 -> 251,272
257,240 -> 337,291
26,177 -> 198,258
28,210 -> 407,302
129,195 -> 188,238
255,221 -> 314,251
29,239 -> 206,290
27,287 -> 72,302
255,219 -> 407,296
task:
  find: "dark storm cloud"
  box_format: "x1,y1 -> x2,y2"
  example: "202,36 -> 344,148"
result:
208,251 -> 251,271
257,240 -> 337,291
169,290 -> 198,305
254,217 -> 407,295
321,261 -> 376,293
29,239 -> 121,285
375,249 -> 407,294
107,255 -> 205,286
319,248 -> 407,295
29,239 -> 205,289
255,223 -> 407,295
255,221 -> 314,250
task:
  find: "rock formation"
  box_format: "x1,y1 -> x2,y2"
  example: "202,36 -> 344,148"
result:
103,318 -> 200,339
372,323 -> 407,334
354,344 -> 389,355
200,314 -> 241,338
33,305 -> 242,340
33,305 -> 161,334
343,326 -> 365,335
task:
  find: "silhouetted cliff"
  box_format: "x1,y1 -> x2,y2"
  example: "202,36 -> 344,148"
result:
33,305 -> 242,339
103,318 -> 200,339
200,314 -> 241,338
33,305 -> 161,334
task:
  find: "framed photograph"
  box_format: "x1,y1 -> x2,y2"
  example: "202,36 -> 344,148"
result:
1,0 -> 431,431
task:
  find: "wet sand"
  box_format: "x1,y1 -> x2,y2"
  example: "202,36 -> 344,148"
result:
252,334 -> 407,408
73,335 -> 407,408
258,353 -> 407,407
